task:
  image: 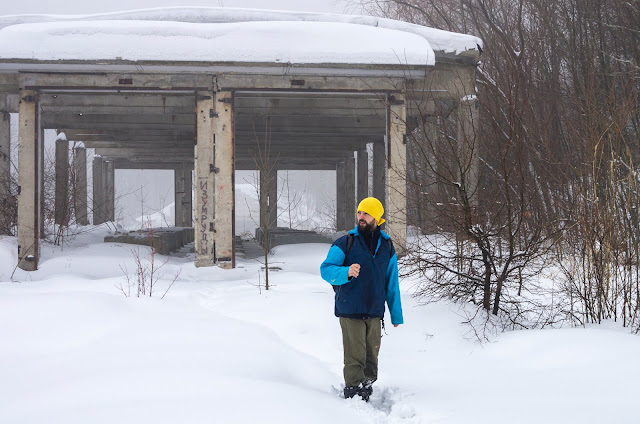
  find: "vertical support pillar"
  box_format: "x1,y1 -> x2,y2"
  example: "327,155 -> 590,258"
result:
357,149 -> 368,204
213,90 -> 235,268
105,160 -> 115,222
73,145 -> 88,225
194,91 -> 216,267
372,141 -> 386,210
344,155 -> 356,228
39,127 -> 45,238
174,163 -> 193,228
458,96 -> 480,208
0,110 -> 11,234
92,156 -> 105,225
54,137 -> 69,226
387,94 -> 407,253
17,90 -> 40,270
336,161 -> 346,231
259,168 -> 278,229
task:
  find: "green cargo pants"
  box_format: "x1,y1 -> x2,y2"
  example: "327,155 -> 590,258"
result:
339,317 -> 382,387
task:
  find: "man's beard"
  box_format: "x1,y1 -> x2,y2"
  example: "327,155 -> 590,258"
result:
358,219 -> 376,232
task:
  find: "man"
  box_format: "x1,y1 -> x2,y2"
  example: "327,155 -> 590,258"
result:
320,197 -> 403,401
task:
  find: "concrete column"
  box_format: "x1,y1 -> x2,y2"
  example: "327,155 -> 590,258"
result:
336,161 -> 346,231
336,157 -> 355,231
213,90 -> 235,268
174,164 -> 193,228
92,156 -> 106,225
386,94 -> 407,253
344,155 -> 356,229
259,167 -> 278,230
105,160 -> 115,222
39,127 -> 45,239
357,149 -> 368,204
17,90 -> 40,270
73,146 -> 88,225
194,91 -> 216,267
372,141 -> 386,210
54,138 -> 69,226
458,96 -> 480,208
0,111 -> 10,235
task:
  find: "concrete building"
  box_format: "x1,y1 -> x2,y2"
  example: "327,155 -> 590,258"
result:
0,8 -> 481,271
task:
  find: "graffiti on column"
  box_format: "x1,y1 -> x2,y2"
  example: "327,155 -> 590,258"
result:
199,179 -> 209,253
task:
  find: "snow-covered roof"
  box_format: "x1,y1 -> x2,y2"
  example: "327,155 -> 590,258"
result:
0,7 -> 482,67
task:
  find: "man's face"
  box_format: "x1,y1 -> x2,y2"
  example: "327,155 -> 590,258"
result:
357,210 -> 377,232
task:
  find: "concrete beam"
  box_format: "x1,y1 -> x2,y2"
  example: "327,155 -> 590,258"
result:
386,94 -> 407,253
39,92 -> 196,108
236,161 -> 338,171
194,91 -> 216,267
213,90 -> 235,268
1,93 -> 19,114
54,138 -> 70,226
17,90 -> 41,270
113,160 -> 192,170
73,146 -> 88,225
217,74 -> 406,92
19,72 -> 214,91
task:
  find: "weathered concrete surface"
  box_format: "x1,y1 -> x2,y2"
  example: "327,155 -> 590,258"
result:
54,138 -> 69,226
213,90 -> 235,268
174,164 -> 192,228
73,146 -> 88,225
357,149 -> 368,202
386,94 -> 407,254
17,90 -> 40,270
194,91 -> 216,267
372,141 -> 386,211
0,110 -> 11,234
259,166 -> 278,230
92,156 -> 106,225
105,160 -> 115,222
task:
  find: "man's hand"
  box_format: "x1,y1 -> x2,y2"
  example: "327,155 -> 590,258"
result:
393,324 -> 400,327
348,263 -> 361,278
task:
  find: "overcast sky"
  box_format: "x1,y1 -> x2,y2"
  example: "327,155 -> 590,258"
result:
2,0 -> 356,16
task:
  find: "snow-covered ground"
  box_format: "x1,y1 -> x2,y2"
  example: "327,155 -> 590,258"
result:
1,229 -> 639,423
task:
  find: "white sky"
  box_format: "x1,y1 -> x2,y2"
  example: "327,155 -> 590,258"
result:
2,0 -> 352,16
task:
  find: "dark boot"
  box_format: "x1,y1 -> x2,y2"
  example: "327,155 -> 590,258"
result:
343,385 -> 360,399
358,378 -> 375,402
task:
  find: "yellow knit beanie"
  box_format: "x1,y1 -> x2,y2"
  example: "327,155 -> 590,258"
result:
357,197 -> 385,226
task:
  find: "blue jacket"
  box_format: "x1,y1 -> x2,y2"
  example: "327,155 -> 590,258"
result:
320,227 -> 403,325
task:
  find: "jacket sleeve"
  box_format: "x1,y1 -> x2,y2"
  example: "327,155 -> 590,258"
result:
320,244 -> 350,286
386,250 -> 404,325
